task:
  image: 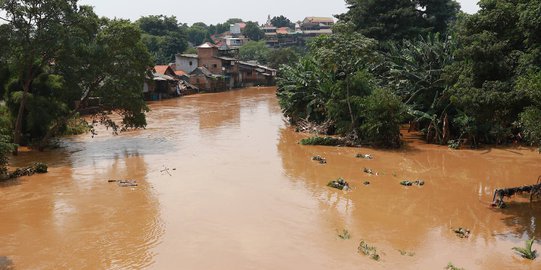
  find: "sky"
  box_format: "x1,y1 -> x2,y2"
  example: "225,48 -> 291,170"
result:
77,0 -> 481,25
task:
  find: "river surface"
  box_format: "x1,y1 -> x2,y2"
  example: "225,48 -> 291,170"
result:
1,87 -> 540,270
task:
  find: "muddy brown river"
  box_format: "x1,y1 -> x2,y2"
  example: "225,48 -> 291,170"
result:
1,87 -> 540,269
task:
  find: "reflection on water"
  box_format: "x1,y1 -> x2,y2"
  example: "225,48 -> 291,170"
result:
0,87 -> 540,269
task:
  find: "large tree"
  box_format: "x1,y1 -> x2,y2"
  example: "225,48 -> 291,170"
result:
0,0 -> 80,150
337,0 -> 460,41
136,15 -> 188,64
271,15 -> 294,28
242,21 -> 265,41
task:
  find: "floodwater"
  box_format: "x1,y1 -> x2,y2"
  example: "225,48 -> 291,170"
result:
1,87 -> 540,270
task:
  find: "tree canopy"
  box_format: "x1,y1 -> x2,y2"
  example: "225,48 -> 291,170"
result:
136,15 -> 188,64
271,15 -> 294,28
242,21 -> 265,41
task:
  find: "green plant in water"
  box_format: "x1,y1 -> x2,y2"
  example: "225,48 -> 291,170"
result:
448,140 -> 460,149
337,229 -> 351,240
512,238 -> 537,260
358,240 -> 380,261
300,136 -> 343,146
445,262 -> 464,270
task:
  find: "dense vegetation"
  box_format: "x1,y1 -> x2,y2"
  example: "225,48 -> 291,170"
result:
277,0 -> 541,149
0,0 -> 152,163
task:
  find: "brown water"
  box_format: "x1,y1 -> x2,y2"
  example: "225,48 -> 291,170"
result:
1,87 -> 540,270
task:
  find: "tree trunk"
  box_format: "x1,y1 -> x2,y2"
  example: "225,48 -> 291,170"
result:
346,79 -> 355,129
12,79 -> 32,155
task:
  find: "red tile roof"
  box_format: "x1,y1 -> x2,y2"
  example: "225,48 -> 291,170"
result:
154,65 -> 170,75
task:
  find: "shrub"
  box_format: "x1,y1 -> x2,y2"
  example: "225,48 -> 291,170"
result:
300,136 -> 343,146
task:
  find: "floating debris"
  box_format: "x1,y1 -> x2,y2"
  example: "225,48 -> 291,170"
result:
358,240 -> 380,261
312,155 -> 327,164
452,227 -> 471,238
356,153 -> 374,160
400,180 -> 425,187
8,163 -> 48,179
108,180 -> 138,187
398,250 -> 415,256
327,177 -> 350,191
337,229 -> 351,240
363,168 -> 377,175
492,178 -> 541,208
363,181 -> 371,186
0,256 -> 14,270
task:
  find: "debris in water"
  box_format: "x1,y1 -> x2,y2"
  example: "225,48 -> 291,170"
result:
492,178 -> 541,208
160,166 -> 172,176
7,163 -> 48,179
337,229 -> 351,240
400,180 -> 425,187
312,155 -> 327,164
356,153 -> 374,160
108,180 -> 138,187
398,249 -> 415,256
363,168 -> 377,175
452,227 -> 471,238
363,181 -> 371,186
327,177 -> 350,191
0,256 -> 14,270
358,240 -> 380,261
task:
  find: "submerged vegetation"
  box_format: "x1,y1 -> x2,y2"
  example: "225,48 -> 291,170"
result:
277,0 -> 541,150
512,238 -> 537,260
358,240 -> 380,261
300,136 -> 343,146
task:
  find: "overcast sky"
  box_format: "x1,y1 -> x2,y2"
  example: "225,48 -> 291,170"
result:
77,0 -> 481,25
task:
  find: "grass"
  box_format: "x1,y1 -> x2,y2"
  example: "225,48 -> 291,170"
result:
300,136 -> 343,146
337,229 -> 351,240
512,237 -> 537,260
358,240 -> 380,261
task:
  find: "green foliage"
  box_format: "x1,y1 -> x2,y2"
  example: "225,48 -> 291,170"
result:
242,21 -> 265,41
136,15 -> 188,64
338,0 -> 460,41
270,15 -> 294,28
266,48 -> 299,69
300,136 -> 343,146
187,24 -> 212,46
239,41 -> 270,64
513,238 -> 538,260
360,88 -> 406,148
519,107 -> 541,146
277,57 -> 333,123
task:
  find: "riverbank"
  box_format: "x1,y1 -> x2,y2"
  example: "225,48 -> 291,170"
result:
0,87 -> 539,269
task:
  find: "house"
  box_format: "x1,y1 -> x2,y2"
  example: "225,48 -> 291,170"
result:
175,54 -> 199,74
238,61 -> 276,87
230,22 -> 246,36
189,67 -> 226,92
301,17 -> 335,30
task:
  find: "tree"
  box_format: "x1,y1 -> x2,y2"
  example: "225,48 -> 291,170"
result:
38,18 -> 152,148
266,48 -> 299,69
337,0 -> 460,41
242,21 -> 264,41
271,15 -> 294,28
0,0 -> 80,151
239,41 -> 270,64
136,15 -> 188,64
187,25 -> 210,46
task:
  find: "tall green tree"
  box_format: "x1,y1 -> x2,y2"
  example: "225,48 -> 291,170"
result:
239,41 -> 270,63
337,0 -> 460,41
242,21 -> 265,41
0,0 -> 79,150
136,15 -> 188,64
271,15 -> 294,28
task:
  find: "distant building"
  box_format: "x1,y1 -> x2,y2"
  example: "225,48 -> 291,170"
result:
173,42 -> 276,92
230,22 -> 246,35
301,17 -> 335,30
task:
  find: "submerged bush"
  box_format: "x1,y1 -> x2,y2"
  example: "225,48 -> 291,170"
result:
512,238 -> 537,260
300,136 -> 343,146
360,89 -> 406,148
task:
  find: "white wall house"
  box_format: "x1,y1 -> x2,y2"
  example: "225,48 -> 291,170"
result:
175,54 -> 199,74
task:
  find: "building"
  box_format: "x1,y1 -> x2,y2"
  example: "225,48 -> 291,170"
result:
301,17 -> 335,30
173,42 -> 276,92
175,54 -> 199,74
230,22 -> 246,35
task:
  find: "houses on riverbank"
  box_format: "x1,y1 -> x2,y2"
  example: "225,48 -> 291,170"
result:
143,15 -> 334,100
